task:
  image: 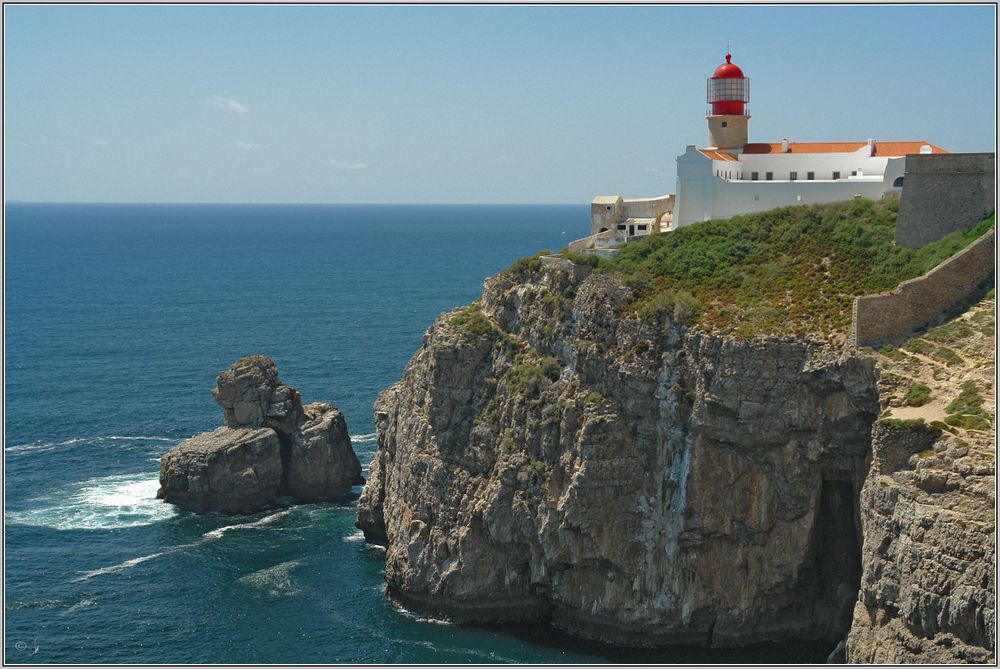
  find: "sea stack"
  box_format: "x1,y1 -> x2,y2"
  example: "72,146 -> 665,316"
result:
158,355 -> 363,514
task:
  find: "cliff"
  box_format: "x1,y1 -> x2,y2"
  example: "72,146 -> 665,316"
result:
357,261 -> 882,646
846,295 -> 995,662
356,203 -> 995,657
159,356 -> 363,514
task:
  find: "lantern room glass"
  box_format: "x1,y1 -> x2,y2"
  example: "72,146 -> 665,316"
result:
707,78 -> 750,103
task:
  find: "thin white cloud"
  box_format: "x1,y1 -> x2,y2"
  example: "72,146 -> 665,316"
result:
236,141 -> 262,150
212,96 -> 248,113
324,158 -> 368,171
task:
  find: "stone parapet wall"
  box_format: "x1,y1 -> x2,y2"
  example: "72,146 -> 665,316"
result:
895,153 -> 995,248
853,229 -> 995,347
539,255 -> 594,282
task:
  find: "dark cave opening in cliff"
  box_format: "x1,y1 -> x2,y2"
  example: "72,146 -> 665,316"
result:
811,477 -> 863,636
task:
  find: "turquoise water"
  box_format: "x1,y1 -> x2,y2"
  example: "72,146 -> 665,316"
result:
4,203 -> 833,663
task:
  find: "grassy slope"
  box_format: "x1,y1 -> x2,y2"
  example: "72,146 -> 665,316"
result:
567,199 -> 994,340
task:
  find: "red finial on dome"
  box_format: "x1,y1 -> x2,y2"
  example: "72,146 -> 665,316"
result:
711,53 -> 745,79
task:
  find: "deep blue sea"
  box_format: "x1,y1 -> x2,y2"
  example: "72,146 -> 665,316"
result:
4,203 -> 833,664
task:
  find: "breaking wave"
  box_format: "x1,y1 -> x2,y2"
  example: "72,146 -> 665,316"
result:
6,473 -> 176,531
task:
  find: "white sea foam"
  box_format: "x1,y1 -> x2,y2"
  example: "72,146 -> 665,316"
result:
202,508 -> 294,540
351,432 -> 377,444
5,435 -> 178,457
64,599 -> 98,613
341,529 -> 366,542
6,472 -> 177,531
238,559 -> 302,597
75,552 -> 166,581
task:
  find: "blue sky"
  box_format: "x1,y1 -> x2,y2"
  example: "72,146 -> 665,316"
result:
4,4 -> 996,204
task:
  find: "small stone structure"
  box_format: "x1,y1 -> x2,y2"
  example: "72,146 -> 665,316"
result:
852,229 -> 995,347
590,194 -> 674,237
894,152 -> 995,248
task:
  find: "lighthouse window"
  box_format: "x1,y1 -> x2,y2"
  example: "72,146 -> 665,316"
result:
790,171 -> 798,181
751,172 -> 758,181
807,172 -> 815,180
833,171 -> 841,180
893,176 -> 905,188
721,121 -> 728,128
766,172 -> 773,181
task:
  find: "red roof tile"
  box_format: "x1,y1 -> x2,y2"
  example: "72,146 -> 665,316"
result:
698,149 -> 739,161
737,141 -> 947,156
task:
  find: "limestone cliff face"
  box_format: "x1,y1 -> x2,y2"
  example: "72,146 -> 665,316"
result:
357,262 -> 881,646
845,295 -> 996,663
845,421 -> 995,663
160,356 -> 363,514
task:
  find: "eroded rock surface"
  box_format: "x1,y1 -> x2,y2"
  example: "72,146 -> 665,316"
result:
846,295 -> 996,663
159,356 -> 362,514
357,262 -> 881,646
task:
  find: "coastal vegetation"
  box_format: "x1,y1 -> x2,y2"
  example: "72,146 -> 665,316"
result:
557,199 -> 994,338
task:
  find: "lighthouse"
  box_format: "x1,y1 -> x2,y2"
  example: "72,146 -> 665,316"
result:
706,53 -> 750,151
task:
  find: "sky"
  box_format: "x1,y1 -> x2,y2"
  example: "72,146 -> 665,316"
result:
3,4 -> 996,204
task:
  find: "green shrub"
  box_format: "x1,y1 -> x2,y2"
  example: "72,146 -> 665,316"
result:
879,343 -> 906,361
946,381 -> 986,416
638,290 -> 703,325
902,338 -> 934,356
904,383 -> 932,407
933,346 -> 963,367
451,303 -> 495,337
596,202 -> 993,338
945,414 -> 992,431
504,249 -> 552,275
584,390 -> 604,406
506,356 -> 561,396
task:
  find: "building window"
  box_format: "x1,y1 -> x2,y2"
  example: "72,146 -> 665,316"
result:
893,176 -> 905,188
721,121 -> 728,128
638,224 -> 648,231
606,205 -> 612,211
617,224 -> 627,230
751,172 -> 758,181
790,171 -> 798,181
851,170 -> 857,177
833,171 -> 841,180
766,172 -> 773,181
807,171 -> 815,180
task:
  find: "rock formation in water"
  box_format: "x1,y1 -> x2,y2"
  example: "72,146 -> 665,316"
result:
356,261 -> 882,646
159,356 -> 363,514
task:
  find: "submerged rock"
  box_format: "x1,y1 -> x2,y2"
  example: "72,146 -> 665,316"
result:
158,356 -> 362,514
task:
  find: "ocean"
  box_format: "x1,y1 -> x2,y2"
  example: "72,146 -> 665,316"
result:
3,203 -> 833,663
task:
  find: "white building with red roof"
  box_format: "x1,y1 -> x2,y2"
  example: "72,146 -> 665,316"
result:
586,53 -> 947,244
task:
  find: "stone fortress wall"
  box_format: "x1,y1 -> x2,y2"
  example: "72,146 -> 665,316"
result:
852,228 -> 995,347
894,152 -> 995,248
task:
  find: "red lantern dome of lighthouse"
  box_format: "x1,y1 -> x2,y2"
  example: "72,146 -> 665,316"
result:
707,53 -> 749,116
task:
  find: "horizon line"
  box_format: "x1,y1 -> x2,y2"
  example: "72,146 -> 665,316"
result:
4,200 -> 585,207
